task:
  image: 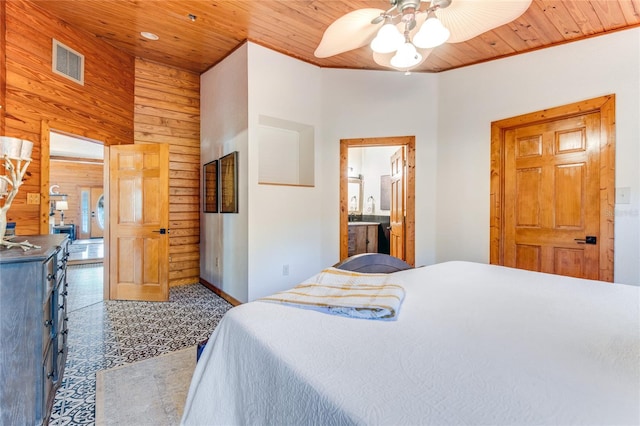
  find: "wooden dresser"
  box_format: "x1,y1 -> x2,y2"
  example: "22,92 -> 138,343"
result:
0,235 -> 70,425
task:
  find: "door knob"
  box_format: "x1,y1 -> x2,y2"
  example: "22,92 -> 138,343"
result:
152,228 -> 168,234
574,236 -> 597,245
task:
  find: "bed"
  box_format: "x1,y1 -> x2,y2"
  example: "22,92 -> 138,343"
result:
181,260 -> 640,425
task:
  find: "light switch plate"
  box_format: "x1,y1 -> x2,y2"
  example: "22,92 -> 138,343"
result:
27,192 -> 41,205
615,187 -> 631,204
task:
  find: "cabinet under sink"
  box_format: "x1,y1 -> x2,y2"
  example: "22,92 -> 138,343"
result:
348,222 -> 379,256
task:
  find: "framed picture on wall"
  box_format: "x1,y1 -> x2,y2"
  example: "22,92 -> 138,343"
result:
203,160 -> 218,213
220,151 -> 238,213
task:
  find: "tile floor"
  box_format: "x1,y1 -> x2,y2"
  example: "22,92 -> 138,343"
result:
49,264 -> 233,425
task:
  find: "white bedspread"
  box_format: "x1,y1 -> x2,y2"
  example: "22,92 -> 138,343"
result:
181,261 -> 640,425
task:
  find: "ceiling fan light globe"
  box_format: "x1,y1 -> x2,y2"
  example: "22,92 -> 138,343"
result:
390,42 -> 422,69
413,16 -> 450,48
370,23 -> 404,53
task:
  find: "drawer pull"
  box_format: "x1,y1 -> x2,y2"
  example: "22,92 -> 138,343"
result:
59,349 -> 65,355
59,305 -> 65,310
47,371 -> 54,379
44,320 -> 53,327
47,273 -> 56,281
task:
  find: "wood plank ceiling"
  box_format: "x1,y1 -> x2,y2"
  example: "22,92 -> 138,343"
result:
31,0 -> 640,74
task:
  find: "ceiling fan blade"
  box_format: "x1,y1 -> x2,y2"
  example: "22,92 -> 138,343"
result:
314,8 -> 385,58
437,0 -> 532,43
372,47 -> 433,71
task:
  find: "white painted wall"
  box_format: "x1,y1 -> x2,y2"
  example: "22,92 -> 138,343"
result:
50,132 -> 103,159
437,28 -> 640,284
200,44 -> 249,302
320,69 -> 440,268
350,146 -> 398,215
246,44 -> 324,300
201,30 -> 640,300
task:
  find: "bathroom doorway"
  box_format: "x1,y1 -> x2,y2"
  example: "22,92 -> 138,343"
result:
339,136 -> 415,265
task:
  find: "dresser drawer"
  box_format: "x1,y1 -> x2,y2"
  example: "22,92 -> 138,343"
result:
54,324 -> 68,384
54,290 -> 67,353
42,296 -> 53,357
42,345 -> 55,417
55,243 -> 69,283
44,256 -> 57,303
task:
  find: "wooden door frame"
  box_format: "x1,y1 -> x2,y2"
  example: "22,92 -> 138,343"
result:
490,95 -> 615,281
0,1 -> 6,136
340,136 -> 415,266
40,119 -> 117,299
39,120 -> 108,235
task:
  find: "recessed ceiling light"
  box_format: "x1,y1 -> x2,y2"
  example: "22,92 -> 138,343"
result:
140,32 -> 159,41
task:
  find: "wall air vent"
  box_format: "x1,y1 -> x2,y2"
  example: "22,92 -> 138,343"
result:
52,39 -> 85,85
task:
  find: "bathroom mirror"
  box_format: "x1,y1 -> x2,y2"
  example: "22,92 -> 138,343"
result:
348,177 -> 363,214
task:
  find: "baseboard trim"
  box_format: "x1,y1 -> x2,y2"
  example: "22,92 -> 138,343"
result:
199,278 -> 242,306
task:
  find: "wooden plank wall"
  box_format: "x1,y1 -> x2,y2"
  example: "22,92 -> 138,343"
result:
3,2 -> 202,286
49,159 -> 103,230
0,0 -> 6,135
3,0 -> 134,235
134,58 -> 201,286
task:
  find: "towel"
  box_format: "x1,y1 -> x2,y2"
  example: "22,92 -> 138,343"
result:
260,267 -> 405,320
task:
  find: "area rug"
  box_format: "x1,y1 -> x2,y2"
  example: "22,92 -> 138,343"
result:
95,346 -> 196,425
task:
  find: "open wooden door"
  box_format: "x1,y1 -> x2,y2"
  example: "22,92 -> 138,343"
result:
108,144 -> 169,301
389,147 -> 405,260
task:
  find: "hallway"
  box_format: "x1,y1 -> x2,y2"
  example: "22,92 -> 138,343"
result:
67,238 -> 103,265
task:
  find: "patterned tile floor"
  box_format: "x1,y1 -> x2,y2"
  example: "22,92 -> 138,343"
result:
49,264 -> 233,425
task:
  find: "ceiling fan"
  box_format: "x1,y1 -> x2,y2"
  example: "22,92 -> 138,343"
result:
314,0 -> 533,72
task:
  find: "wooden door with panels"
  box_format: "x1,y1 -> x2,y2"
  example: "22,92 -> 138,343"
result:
389,147 -> 405,260
108,143 -> 170,301
491,95 -> 615,281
